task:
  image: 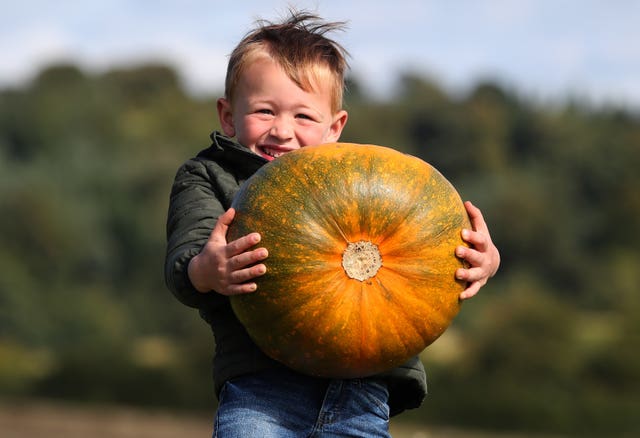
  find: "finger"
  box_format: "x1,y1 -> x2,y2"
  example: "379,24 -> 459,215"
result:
229,261 -> 267,283
460,281 -> 481,300
456,266 -> 489,285
225,282 -> 259,295
230,247 -> 269,270
460,229 -> 489,251
226,232 -> 263,257
456,245 -> 484,267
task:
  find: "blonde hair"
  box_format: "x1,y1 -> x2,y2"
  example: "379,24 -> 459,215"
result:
224,10 -> 349,113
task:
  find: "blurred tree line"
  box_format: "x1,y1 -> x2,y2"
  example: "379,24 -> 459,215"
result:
0,63 -> 638,436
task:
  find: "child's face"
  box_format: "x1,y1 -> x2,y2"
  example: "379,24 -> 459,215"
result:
217,57 -> 348,161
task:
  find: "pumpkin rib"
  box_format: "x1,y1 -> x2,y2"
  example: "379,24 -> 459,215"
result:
368,277 -> 421,355
275,277 -> 363,374
373,204 -> 433,249
285,165 -> 351,247
301,145 -> 407,243
374,272 -> 447,347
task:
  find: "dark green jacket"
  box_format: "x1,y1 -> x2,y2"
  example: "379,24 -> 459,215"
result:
164,131 -> 427,416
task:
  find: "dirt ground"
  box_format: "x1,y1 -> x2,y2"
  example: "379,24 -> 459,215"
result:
0,400 -> 211,438
0,399 -> 550,438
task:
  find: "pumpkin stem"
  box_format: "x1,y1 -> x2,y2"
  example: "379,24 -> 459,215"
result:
342,241 -> 382,281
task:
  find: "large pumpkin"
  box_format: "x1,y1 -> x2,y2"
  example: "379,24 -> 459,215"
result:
228,143 -> 470,378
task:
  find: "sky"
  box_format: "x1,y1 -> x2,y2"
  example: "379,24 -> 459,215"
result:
2,0 -> 640,109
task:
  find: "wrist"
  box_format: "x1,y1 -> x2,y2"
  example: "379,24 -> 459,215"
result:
188,254 -> 211,293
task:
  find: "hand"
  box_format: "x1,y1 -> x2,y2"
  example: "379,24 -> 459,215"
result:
188,208 -> 268,295
455,201 -> 500,300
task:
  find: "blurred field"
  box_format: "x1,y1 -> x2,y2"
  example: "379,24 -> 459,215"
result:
0,399 -> 562,438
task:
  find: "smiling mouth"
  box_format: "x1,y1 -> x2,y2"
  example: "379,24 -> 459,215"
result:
261,146 -> 288,159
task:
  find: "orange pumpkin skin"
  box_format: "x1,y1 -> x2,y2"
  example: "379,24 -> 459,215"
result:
228,143 -> 471,378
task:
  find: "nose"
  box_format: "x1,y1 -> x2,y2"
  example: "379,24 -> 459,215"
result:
269,116 -> 293,141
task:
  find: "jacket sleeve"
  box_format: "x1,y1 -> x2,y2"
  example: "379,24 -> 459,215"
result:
381,355 -> 428,417
164,158 -> 227,309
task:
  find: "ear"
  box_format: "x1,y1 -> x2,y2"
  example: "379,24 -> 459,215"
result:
217,98 -> 236,137
325,110 -> 348,142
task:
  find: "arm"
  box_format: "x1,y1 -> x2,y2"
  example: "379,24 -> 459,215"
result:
164,159 -> 267,308
455,201 -> 500,300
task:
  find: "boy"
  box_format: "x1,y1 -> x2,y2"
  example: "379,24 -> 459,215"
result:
165,10 -> 499,437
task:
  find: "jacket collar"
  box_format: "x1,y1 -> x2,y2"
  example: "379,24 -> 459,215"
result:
201,131 -> 268,177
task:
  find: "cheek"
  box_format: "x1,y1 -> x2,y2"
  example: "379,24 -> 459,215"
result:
298,125 -> 332,146
237,118 -> 265,140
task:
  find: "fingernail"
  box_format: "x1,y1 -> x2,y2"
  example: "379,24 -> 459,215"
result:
461,229 -> 470,239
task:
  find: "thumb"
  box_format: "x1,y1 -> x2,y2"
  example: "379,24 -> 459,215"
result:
464,201 -> 488,234
209,208 -> 236,242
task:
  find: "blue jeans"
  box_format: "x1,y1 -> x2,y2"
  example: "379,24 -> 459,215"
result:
213,368 -> 391,437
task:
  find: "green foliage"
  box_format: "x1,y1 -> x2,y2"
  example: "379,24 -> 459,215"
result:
1,63 -> 639,435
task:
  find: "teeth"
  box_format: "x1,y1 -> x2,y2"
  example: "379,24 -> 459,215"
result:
263,147 -> 284,158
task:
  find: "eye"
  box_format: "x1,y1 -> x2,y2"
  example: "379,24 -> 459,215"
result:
296,113 -> 315,121
257,108 -> 273,115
